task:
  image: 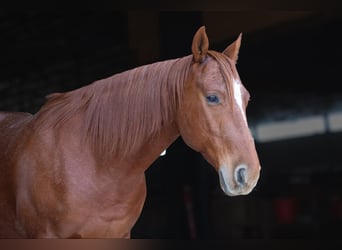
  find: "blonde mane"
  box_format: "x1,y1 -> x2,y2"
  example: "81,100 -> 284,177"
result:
34,52 -> 236,161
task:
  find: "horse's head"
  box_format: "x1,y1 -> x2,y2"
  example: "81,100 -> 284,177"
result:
177,26 -> 260,196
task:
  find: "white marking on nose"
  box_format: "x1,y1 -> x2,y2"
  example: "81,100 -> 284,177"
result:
218,167 -> 233,196
233,79 -> 247,125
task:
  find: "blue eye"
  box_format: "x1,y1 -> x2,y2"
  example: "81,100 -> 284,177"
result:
206,95 -> 220,104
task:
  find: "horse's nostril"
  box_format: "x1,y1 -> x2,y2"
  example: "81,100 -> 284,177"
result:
235,166 -> 247,186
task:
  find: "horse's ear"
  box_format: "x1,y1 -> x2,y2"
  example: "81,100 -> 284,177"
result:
192,26 -> 209,63
223,33 -> 242,63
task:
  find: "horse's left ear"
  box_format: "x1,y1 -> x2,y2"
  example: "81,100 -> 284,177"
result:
192,26 -> 209,63
223,33 -> 242,63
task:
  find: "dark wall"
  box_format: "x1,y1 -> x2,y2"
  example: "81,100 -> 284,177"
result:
0,12 -> 133,113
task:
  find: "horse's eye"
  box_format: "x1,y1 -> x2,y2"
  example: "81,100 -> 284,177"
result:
206,95 -> 220,105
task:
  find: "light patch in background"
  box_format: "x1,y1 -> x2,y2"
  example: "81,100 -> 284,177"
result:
327,111 -> 342,132
255,115 -> 325,143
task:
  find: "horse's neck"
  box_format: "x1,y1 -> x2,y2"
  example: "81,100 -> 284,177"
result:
34,56 -> 190,174
110,121 -> 180,174
82,56 -> 190,170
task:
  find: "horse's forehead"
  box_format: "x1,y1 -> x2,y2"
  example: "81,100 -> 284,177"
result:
200,59 -> 225,82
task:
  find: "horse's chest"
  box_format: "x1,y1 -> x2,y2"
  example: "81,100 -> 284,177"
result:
60,178 -> 147,238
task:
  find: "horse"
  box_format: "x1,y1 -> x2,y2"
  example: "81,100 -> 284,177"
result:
0,26 -> 260,238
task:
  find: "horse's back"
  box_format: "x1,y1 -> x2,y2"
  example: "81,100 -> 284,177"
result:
0,110 -> 31,118
0,111 -> 32,126
0,111 -> 32,156
0,111 -> 32,238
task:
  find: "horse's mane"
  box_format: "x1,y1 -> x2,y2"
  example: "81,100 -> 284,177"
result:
35,55 -> 193,161
34,51 -> 237,162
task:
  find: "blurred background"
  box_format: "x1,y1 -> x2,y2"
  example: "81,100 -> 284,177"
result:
0,11 -> 341,239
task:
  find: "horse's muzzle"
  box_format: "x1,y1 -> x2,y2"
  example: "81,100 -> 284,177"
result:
218,164 -> 259,196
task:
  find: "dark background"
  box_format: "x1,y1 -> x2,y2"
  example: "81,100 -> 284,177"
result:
0,11 -> 341,239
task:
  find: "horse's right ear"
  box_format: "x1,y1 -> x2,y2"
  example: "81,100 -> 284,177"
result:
192,26 -> 209,63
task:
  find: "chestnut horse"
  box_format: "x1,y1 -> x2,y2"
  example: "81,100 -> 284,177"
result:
0,26 -> 260,238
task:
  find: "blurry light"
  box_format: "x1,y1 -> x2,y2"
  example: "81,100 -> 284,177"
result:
256,115 -> 325,142
328,111 -> 342,132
